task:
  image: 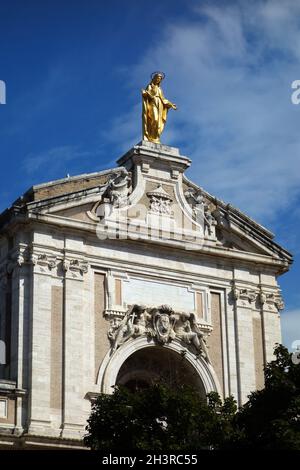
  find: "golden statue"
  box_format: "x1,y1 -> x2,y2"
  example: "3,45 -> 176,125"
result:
142,72 -> 177,143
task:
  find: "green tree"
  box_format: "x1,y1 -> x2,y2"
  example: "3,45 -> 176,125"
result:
227,345 -> 300,450
84,345 -> 300,451
84,384 -> 237,451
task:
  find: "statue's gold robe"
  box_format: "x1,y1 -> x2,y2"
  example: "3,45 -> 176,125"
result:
142,82 -> 174,143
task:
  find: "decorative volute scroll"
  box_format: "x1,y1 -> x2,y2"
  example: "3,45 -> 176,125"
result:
147,184 -> 173,215
107,304 -> 211,363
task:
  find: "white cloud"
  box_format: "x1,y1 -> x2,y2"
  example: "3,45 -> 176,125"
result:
23,145 -> 92,177
281,309 -> 300,350
108,0 -> 300,223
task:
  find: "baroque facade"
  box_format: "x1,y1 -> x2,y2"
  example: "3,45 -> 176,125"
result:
0,141 -> 292,448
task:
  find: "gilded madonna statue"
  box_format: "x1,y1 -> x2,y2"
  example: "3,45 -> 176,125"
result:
142,72 -> 177,143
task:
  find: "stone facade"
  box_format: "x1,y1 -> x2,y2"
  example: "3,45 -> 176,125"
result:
0,141 -> 292,448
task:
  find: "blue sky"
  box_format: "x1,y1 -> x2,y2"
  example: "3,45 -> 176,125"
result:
0,0 -> 299,349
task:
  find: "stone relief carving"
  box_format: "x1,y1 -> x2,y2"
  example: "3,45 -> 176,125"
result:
0,247 -> 89,278
31,253 -> 58,271
232,285 -> 285,312
88,169 -> 132,220
274,295 -> 285,311
263,292 -> 285,311
184,188 -> 217,238
233,287 -> 257,304
107,304 -> 211,362
102,168 -> 131,207
3,248 -> 26,274
184,188 -> 205,208
258,290 -> 266,306
175,312 -> 211,363
147,184 -> 173,215
62,258 -> 89,275
151,305 -> 176,344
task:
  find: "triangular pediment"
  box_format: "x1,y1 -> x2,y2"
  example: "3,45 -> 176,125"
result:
1,142 -> 292,268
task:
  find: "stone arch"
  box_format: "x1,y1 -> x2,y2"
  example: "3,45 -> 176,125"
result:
97,337 -> 222,396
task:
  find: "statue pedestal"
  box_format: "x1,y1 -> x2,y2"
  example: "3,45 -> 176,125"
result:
117,141 -> 191,181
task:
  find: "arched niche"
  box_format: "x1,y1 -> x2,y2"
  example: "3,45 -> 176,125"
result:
97,337 -> 221,397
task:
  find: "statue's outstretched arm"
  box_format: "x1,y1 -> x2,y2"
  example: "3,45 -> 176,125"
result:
160,88 -> 177,109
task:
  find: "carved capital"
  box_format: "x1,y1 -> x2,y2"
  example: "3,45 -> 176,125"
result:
267,292 -> 284,311
62,258 -> 89,276
30,253 -> 38,266
6,249 -> 26,273
231,286 -> 257,306
39,254 -> 57,270
70,259 -> 89,274
15,253 -> 25,267
240,288 -> 257,303
274,296 -> 285,311
62,259 -> 70,272
232,286 -> 240,301
29,252 -> 58,272
259,289 -> 285,312
258,290 -> 267,306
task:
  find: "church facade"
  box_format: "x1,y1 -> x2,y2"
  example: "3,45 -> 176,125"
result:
0,142 -> 292,448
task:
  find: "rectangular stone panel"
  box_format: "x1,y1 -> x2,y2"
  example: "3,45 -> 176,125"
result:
5,276 -> 12,367
252,316 -> 264,390
115,278 -> 122,306
122,278 -> 195,311
207,293 -> 224,396
0,399 -> 7,418
0,397 -> 15,424
50,286 -> 63,409
94,273 -> 109,381
196,292 -> 203,317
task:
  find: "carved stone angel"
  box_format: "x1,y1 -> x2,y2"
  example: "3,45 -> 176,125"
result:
174,312 -> 211,363
107,304 -> 211,363
184,188 -> 217,238
108,304 -> 149,353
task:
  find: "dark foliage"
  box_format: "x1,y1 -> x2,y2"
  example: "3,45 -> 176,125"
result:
227,344 -> 300,450
84,345 -> 300,450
